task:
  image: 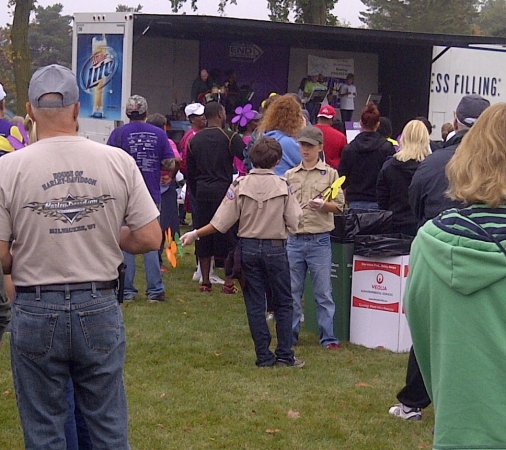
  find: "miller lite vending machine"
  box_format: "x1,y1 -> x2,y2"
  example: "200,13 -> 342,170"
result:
72,13 -> 134,143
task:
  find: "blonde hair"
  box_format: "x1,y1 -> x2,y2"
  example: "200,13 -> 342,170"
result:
256,94 -> 304,137
394,120 -> 430,162
446,102 -> 506,207
23,114 -> 38,144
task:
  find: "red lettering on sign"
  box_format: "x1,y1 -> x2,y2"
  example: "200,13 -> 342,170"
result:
352,296 -> 399,313
354,259 -> 401,276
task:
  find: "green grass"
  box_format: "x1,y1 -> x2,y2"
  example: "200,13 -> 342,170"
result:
0,235 -> 434,449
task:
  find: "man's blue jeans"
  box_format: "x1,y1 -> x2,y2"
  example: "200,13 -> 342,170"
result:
10,288 -> 130,450
287,232 -> 339,347
64,379 -> 92,450
124,202 -> 164,300
123,250 -> 165,300
241,239 -> 294,366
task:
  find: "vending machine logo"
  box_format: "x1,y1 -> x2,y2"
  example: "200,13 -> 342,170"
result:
82,51 -> 116,90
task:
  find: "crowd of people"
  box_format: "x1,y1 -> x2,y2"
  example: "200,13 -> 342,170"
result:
1,61 -> 506,449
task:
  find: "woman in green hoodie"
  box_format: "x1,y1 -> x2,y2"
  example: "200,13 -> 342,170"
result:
405,102 -> 506,450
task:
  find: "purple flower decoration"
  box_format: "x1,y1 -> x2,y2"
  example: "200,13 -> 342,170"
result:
231,103 -> 256,127
7,123 -> 30,150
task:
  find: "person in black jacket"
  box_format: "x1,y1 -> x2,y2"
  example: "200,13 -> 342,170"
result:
408,94 -> 491,229
337,102 -> 395,210
376,120 -> 431,236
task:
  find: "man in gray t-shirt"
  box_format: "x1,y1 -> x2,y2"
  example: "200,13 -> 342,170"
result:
0,64 -> 161,450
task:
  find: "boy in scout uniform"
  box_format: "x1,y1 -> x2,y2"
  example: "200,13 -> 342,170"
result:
181,137 -> 304,367
285,126 -> 344,350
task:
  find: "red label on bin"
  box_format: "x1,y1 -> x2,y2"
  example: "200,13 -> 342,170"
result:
352,296 -> 399,313
354,259 -> 401,276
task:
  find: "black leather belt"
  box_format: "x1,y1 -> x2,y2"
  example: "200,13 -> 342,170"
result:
16,281 -> 117,293
241,238 -> 285,247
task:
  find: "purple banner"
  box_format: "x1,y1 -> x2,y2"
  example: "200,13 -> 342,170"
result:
200,40 -> 290,110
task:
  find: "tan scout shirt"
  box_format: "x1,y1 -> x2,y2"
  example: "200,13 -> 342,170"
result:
210,168 -> 302,239
285,160 -> 344,234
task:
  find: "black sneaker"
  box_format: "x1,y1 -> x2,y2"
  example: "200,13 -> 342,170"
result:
147,294 -> 166,303
275,357 -> 305,368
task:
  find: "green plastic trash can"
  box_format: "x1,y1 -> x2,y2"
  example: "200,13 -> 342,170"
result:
303,241 -> 354,341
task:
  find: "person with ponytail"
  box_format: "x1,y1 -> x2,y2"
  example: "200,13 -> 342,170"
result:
337,102 -> 395,210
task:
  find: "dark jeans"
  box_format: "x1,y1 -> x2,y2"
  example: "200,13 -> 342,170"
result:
178,203 -> 186,222
159,182 -> 180,266
348,201 -> 379,211
265,280 -> 274,313
391,223 -> 417,237
160,182 -> 180,236
341,109 -> 353,123
397,346 -> 431,409
241,238 -> 294,366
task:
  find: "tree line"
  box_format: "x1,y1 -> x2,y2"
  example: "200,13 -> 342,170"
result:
2,0 -> 505,114
169,0 -> 506,32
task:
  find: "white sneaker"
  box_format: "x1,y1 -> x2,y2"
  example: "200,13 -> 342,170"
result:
198,273 -> 225,285
192,269 -> 201,281
300,313 -> 305,323
388,403 -> 422,421
210,273 -> 225,285
266,313 -> 275,321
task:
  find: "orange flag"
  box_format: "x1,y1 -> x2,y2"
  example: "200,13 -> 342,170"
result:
165,228 -> 177,268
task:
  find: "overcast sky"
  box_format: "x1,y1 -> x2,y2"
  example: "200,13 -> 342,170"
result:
0,0 -> 365,28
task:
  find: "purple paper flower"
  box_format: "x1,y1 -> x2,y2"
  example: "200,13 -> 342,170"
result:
231,104 -> 256,127
7,123 -> 30,150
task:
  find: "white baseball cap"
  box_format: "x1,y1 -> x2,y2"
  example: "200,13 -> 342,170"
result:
0,83 -> 5,101
185,103 -> 205,118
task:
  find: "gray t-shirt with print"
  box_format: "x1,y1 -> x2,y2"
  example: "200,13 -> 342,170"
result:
0,136 -> 159,286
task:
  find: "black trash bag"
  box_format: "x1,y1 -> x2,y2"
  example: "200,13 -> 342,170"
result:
331,210 -> 393,243
354,233 -> 413,257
